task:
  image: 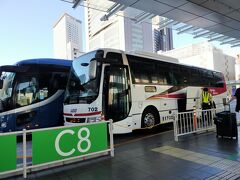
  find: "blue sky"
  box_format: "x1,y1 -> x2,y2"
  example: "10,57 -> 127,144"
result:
0,0 -> 239,66
0,0 -> 84,65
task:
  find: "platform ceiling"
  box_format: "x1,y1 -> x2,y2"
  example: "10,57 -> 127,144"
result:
109,0 -> 240,43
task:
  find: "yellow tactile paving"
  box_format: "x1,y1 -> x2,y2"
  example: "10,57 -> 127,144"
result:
152,146 -> 220,165
152,146 -> 240,180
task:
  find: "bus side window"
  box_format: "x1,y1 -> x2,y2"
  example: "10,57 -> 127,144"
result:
38,73 -> 66,100
49,77 -> 59,95
169,72 -> 177,85
213,72 -> 224,87
157,63 -> 171,85
106,52 -> 123,64
16,76 -> 39,107
38,73 -> 51,100
47,74 -> 67,97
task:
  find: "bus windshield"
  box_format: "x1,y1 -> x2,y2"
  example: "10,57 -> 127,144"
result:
0,72 -> 15,101
64,51 -> 102,104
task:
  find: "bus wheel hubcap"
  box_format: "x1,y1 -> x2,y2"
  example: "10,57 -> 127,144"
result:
144,113 -> 155,127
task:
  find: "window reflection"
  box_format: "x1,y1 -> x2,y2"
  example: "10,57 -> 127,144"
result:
16,76 -> 39,107
0,72 -> 15,101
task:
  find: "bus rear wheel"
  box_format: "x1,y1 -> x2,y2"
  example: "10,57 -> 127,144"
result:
141,109 -> 159,128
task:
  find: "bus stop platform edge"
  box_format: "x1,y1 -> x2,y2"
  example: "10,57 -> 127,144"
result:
7,127 -> 240,180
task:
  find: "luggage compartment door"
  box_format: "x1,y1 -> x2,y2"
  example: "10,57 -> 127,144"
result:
186,87 -> 201,110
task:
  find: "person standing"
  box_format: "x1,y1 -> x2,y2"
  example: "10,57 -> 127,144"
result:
234,88 -> 240,112
229,87 -> 240,123
201,87 -> 212,110
201,87 -> 213,126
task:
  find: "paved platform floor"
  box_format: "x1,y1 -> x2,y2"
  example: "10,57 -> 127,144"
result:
9,127 -> 240,180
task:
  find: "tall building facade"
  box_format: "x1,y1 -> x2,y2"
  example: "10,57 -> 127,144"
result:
152,16 -> 173,53
86,0 -> 154,52
53,13 -> 83,60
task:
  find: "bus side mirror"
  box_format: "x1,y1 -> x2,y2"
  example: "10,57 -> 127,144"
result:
89,60 -> 97,80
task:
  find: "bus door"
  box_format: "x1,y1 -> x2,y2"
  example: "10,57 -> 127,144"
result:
13,74 -> 40,131
103,65 -> 131,122
186,87 -> 200,110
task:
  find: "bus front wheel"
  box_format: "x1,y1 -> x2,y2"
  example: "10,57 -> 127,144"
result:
141,108 -> 160,128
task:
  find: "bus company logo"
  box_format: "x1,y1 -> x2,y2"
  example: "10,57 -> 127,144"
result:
70,108 -> 77,115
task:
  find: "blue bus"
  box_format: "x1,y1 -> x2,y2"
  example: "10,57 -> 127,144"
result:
0,59 -> 71,132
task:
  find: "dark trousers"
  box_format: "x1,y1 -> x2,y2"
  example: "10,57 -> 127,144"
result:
202,103 -> 212,126
202,103 -> 211,110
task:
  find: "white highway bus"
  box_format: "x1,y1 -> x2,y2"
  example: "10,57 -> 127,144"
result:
63,49 -> 226,134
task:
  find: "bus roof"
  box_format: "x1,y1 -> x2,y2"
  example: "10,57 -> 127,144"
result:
16,58 -> 72,67
127,50 -> 179,63
78,48 -> 223,74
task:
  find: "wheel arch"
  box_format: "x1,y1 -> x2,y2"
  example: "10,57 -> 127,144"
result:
141,105 -> 160,127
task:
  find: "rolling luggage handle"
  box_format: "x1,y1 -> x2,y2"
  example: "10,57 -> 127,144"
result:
222,97 -> 230,112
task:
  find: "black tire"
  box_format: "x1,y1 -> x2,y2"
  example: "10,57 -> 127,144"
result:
141,108 -> 160,128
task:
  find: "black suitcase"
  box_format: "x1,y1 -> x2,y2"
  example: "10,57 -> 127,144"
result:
215,111 -> 238,139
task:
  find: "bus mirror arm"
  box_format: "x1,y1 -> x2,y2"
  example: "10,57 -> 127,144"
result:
78,84 -> 85,91
0,79 -> 3,89
76,84 -> 85,91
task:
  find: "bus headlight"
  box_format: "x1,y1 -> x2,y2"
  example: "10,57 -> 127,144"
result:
87,116 -> 101,123
1,122 -> 7,128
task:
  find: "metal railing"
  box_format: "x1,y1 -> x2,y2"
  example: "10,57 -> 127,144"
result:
0,120 -> 114,179
173,108 -> 224,141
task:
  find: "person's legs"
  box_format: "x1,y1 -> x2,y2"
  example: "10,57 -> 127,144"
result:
202,103 -> 207,127
235,111 -> 240,125
206,105 -> 212,126
202,103 -> 212,127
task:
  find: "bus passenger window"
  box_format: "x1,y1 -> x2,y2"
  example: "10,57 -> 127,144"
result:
16,76 -> 39,107
39,73 -> 62,99
39,88 -> 48,100
106,52 -> 123,64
